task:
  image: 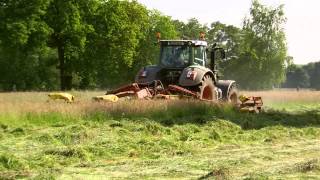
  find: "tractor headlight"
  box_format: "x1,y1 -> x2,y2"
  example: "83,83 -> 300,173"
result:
186,71 -> 197,80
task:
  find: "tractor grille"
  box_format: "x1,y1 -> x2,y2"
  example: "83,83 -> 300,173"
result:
159,69 -> 182,86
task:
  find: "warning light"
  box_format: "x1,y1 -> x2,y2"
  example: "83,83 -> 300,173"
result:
156,32 -> 161,42
199,32 -> 205,40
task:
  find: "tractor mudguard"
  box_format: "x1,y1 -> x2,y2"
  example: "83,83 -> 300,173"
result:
216,80 -> 236,100
135,65 -> 161,83
179,65 -> 215,87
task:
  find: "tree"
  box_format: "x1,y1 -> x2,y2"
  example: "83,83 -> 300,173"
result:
0,0 -> 177,90
283,64 -> 309,88
235,0 -> 287,89
206,21 -> 242,78
45,0 -> 97,90
0,0 -> 291,91
174,18 -> 208,40
0,0 -> 53,90
307,62 -> 320,90
172,20 -> 185,39
81,0 -> 149,87
132,10 -> 178,75
0,0 -> 98,90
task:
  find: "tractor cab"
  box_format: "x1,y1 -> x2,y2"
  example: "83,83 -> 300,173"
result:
150,40 -> 211,86
159,40 -> 208,69
135,39 -> 224,87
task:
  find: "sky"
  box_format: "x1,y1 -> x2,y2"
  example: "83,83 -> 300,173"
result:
137,0 -> 320,64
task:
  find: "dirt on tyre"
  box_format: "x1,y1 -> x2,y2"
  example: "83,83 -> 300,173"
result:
199,75 -> 217,101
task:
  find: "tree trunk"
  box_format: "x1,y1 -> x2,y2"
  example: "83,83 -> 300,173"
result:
58,45 -> 67,90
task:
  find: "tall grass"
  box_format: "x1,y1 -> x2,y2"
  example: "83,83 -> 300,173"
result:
241,89 -> 320,103
242,89 -> 320,111
1,90 -> 320,114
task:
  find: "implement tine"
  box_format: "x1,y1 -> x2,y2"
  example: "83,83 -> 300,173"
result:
167,85 -> 198,98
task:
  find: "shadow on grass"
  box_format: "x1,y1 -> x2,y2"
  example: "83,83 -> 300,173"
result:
89,101 -> 320,130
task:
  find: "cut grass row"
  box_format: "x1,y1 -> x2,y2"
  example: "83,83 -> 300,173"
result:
1,100 -> 320,179
0,91 -> 320,179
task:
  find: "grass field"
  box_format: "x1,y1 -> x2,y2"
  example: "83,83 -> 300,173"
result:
0,90 -> 320,179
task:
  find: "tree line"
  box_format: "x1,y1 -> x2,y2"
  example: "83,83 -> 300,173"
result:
283,61 -> 320,90
0,0 -> 304,91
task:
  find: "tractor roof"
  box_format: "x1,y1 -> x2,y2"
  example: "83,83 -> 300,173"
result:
160,40 -> 207,47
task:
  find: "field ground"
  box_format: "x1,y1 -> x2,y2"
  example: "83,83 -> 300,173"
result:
0,90 -> 320,179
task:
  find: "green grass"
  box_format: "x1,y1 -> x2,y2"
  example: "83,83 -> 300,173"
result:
0,92 -> 320,179
266,102 -> 320,113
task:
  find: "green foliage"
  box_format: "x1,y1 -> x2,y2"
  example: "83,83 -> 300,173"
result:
283,61 -> 320,90
132,10 -> 178,75
87,0 -> 149,87
45,0 -> 97,90
174,18 -> 208,39
283,64 -> 309,88
308,62 -> 320,90
236,0 -> 287,89
0,0 -> 295,90
0,0 -> 152,90
0,0 -> 51,47
206,21 -> 242,78
204,0 -> 288,90
0,0 -> 55,90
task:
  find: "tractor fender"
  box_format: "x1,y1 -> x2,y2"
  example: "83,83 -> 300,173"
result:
216,80 -> 236,100
135,65 -> 161,83
179,65 -> 215,87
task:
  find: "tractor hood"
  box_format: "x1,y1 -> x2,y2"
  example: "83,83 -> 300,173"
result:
160,40 -> 208,47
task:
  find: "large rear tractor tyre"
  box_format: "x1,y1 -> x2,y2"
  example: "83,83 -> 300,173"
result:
227,85 -> 238,105
199,75 -> 217,101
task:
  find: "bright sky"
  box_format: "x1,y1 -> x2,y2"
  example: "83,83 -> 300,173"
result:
137,0 -> 320,64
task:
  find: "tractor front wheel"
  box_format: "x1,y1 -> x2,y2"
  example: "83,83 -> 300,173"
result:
199,75 -> 217,101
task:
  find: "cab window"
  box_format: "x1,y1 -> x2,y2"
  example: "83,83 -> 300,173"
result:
194,46 -> 205,66
160,46 -> 190,67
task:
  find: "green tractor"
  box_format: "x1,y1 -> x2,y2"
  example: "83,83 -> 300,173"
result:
135,39 -> 238,103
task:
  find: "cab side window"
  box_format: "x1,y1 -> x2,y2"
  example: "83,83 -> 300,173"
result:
194,46 -> 205,66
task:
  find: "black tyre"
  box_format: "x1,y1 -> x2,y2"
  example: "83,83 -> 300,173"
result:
199,75 -> 217,101
227,85 -> 238,105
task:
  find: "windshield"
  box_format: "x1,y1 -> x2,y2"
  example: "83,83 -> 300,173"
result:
160,46 -> 190,67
